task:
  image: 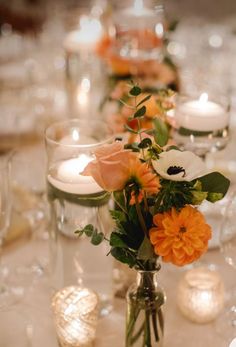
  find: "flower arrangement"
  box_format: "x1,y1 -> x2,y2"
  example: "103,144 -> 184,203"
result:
77,83 -> 229,269
75,83 -> 230,346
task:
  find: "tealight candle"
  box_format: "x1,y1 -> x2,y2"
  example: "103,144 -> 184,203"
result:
177,267 -> 225,324
176,93 -> 229,132
52,286 -> 99,347
48,155 -> 103,195
64,16 -> 103,53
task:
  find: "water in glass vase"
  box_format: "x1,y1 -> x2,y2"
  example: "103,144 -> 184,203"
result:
126,270 -> 165,347
47,166 -> 113,316
173,126 -> 229,158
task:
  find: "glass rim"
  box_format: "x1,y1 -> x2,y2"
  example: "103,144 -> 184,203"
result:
45,118 -> 114,149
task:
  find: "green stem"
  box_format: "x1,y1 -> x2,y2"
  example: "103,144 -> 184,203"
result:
126,305 -> 141,344
144,310 -> 151,347
145,272 -> 160,344
130,321 -> 145,345
135,199 -> 148,237
151,307 -> 159,343
112,192 -> 128,216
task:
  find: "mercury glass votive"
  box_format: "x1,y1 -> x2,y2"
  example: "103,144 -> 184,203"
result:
51,286 -> 99,347
177,267 -> 225,324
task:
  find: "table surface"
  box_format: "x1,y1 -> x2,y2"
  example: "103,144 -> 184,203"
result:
1,10 -> 236,346
2,216 -> 236,347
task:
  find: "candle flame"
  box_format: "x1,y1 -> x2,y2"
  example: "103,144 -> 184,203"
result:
133,0 -> 144,15
72,129 -> 79,141
155,23 -> 164,38
199,93 -> 208,105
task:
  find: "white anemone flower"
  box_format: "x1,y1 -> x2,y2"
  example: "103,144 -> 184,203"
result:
152,149 -> 207,182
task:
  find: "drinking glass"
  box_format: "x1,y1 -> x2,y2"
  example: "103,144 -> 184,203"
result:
45,119 -> 114,316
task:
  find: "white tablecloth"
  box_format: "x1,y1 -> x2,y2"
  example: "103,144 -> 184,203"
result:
2,232 -> 235,347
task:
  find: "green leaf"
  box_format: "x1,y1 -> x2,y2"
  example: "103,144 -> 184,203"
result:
168,19 -> 179,32
84,224 -> 94,237
138,138 -> 152,149
129,85 -> 142,96
137,94 -> 152,107
137,236 -> 155,260
111,247 -> 136,267
110,232 -> 128,248
153,118 -> 169,146
134,106 -> 146,118
74,230 -> 83,237
124,143 -> 140,152
191,190 -> 208,205
197,172 -> 230,198
74,224 -> 94,236
91,232 -> 104,245
207,192 -> 224,203
110,210 -> 126,223
124,124 -> 138,134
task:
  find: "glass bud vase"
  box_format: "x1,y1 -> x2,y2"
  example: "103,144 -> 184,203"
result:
126,268 -> 166,347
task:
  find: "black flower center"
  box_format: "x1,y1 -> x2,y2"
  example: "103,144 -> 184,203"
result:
167,166 -> 186,177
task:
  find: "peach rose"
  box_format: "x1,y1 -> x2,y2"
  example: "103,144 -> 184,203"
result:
82,143 -> 137,191
82,142 -> 160,196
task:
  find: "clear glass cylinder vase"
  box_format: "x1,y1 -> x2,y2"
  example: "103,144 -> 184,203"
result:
126,268 -> 165,347
45,119 -> 114,316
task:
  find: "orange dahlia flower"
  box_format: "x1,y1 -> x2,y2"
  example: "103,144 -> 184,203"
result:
149,206 -> 212,266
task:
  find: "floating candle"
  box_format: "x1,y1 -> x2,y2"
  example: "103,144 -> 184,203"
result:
48,155 -> 103,195
64,16 -> 103,53
177,93 -> 229,132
